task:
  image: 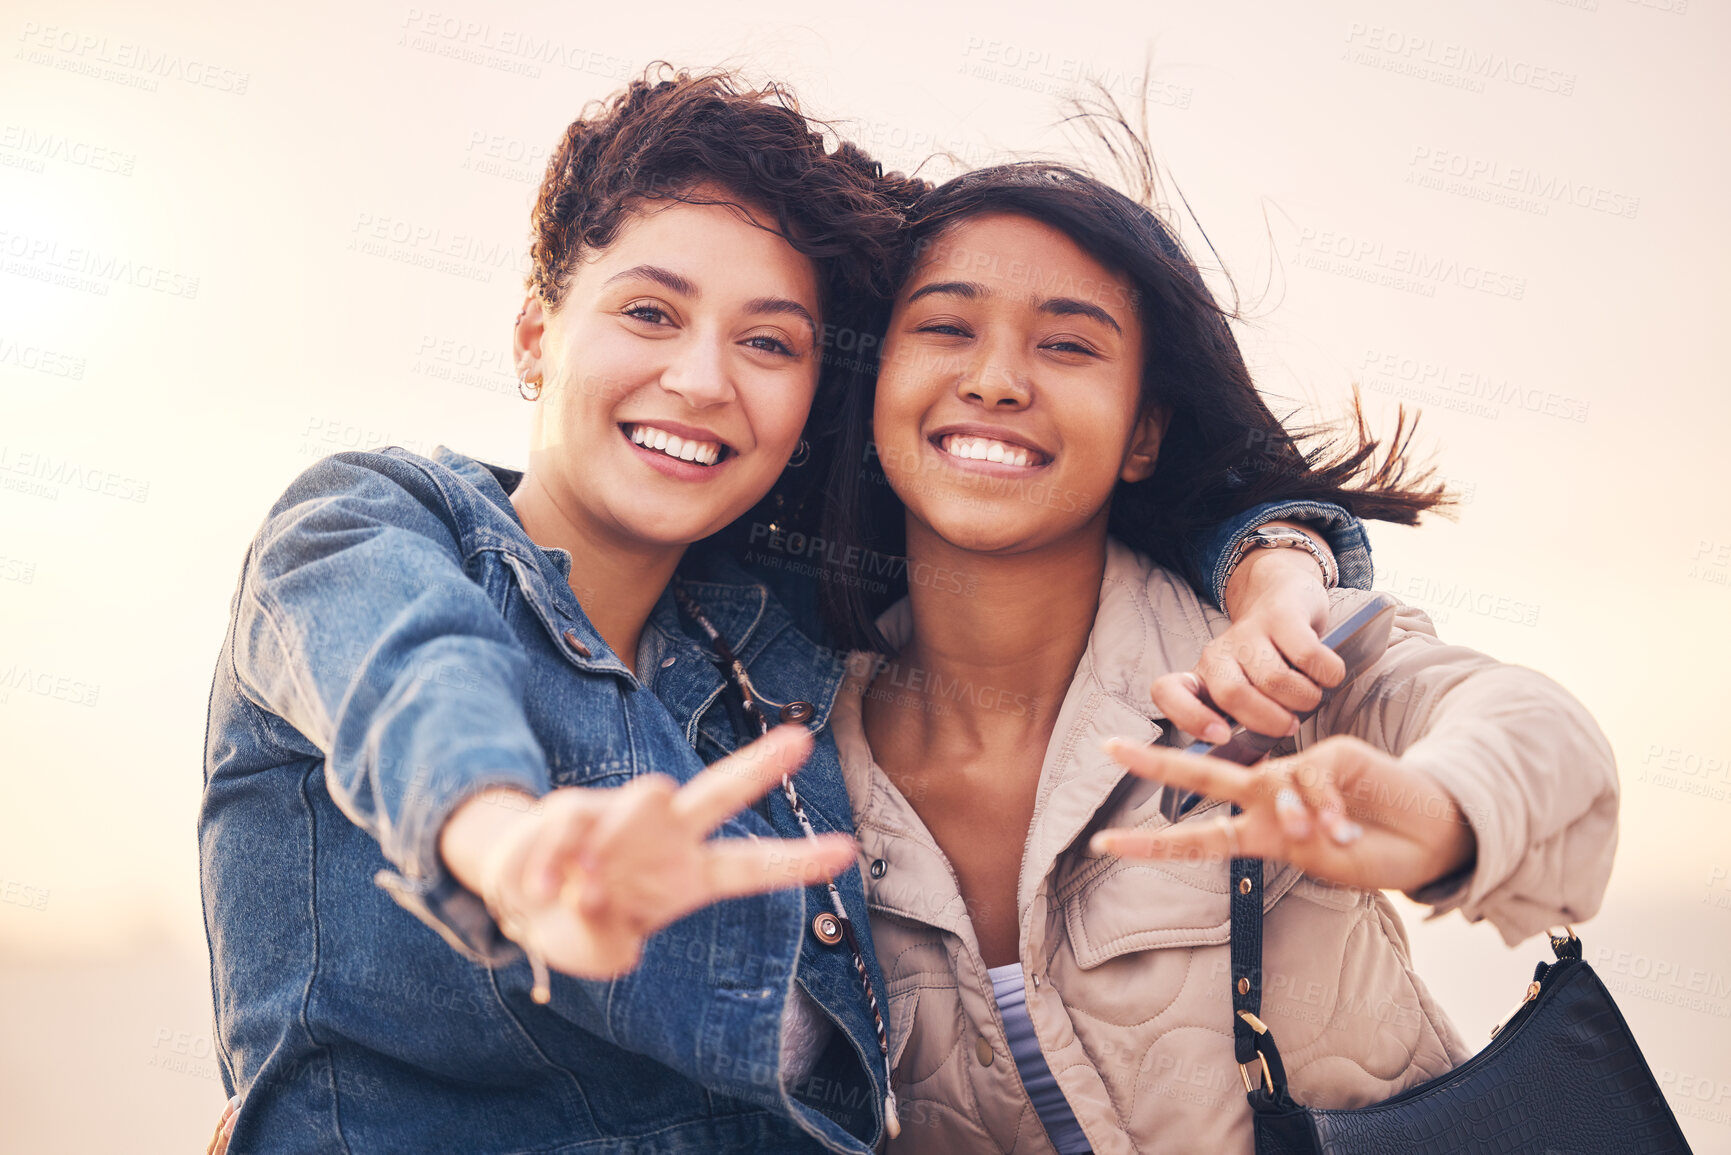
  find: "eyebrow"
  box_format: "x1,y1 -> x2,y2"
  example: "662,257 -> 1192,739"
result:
602,264 -> 699,297
907,279 -> 1124,335
1040,297 -> 1122,335
906,280 -> 983,304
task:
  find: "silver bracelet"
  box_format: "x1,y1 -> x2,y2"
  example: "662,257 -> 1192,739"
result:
1222,526 -> 1339,591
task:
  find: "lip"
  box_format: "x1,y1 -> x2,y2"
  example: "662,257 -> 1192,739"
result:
926,422 -> 1054,472
619,422 -> 736,480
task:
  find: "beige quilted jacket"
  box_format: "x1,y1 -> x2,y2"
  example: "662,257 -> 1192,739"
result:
834,541 -> 1618,1154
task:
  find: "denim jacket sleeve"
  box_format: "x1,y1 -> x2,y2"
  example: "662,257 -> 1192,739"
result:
1186,500 -> 1375,611
227,452 -> 549,959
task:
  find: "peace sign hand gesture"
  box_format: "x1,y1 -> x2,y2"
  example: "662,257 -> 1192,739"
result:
1091,735 -> 1478,895
442,725 -> 855,984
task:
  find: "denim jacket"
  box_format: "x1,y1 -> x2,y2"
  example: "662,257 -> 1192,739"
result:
199,447 -> 1370,1154
202,448 -> 891,1154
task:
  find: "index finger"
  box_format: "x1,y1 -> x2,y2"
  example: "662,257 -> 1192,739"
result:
698,834 -> 858,903
671,725 -> 814,833
1102,738 -> 1261,810
1149,672 -> 1232,745
1267,617 -> 1346,689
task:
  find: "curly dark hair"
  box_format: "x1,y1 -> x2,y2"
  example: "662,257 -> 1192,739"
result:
528,63 -> 918,316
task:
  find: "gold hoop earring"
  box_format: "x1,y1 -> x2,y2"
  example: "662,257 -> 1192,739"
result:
518,375 -> 542,401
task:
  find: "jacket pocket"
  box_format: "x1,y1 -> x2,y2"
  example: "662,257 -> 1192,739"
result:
887,985 -> 919,1076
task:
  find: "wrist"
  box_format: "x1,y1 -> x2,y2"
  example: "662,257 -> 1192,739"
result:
1411,776 -> 1479,893
1224,544 -> 1331,618
1220,523 -> 1337,617
439,787 -> 541,900
1432,816 -> 1479,888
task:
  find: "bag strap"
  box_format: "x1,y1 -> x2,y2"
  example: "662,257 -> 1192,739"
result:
1229,847 -> 1264,1068
1227,836 -> 1298,1109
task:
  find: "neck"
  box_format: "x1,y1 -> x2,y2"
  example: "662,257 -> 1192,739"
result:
510,471 -> 684,674
891,516 -> 1110,741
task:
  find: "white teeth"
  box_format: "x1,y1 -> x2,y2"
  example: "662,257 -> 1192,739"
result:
626,424 -> 724,467
941,434 -> 1039,466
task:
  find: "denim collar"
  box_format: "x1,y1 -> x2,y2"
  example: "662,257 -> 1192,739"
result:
417,445 -> 779,680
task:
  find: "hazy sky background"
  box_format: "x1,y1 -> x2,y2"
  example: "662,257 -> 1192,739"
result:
3,0 -> 1728,1149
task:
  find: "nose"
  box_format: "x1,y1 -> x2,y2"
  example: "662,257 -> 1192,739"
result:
957,350 -> 1031,410
659,333 -> 735,408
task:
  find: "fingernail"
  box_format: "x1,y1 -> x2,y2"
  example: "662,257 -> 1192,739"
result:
1090,834 -> 1117,855
1203,722 -> 1230,744
1331,820 -> 1364,846
1274,787 -> 1310,838
1286,717 -> 1301,738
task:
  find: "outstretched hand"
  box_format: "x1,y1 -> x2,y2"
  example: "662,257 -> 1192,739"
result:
443,725 -> 856,984
1091,735 -> 1477,895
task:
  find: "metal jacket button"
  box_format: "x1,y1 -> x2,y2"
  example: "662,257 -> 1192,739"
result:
869,858 -> 887,879
812,912 -> 844,945
975,1038 -> 994,1067
779,700 -> 815,724
561,629 -> 592,658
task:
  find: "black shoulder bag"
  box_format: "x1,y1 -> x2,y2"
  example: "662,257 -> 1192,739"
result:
1228,855 -> 1695,1154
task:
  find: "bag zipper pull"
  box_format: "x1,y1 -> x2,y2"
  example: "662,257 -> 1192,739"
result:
1490,980 -> 1541,1039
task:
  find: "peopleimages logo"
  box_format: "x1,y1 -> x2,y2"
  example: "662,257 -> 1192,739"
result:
15,21 -> 251,94
1342,23 -> 1577,96
346,211 -> 527,284
1293,228 -> 1526,300
1407,146 -> 1640,220
0,444 -> 149,503
0,124 -> 136,176
0,229 -> 200,299
397,8 -> 634,81
1359,348 -> 1590,424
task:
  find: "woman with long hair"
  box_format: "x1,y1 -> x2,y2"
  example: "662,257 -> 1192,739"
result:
820,158 -> 1617,1153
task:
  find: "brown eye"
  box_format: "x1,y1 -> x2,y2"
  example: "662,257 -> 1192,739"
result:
744,334 -> 795,356
623,303 -> 670,325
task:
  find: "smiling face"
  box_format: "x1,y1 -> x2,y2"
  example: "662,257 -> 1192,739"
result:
514,192 -> 821,549
873,212 -> 1166,557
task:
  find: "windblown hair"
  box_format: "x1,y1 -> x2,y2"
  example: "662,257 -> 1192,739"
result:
819,141 -> 1452,650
